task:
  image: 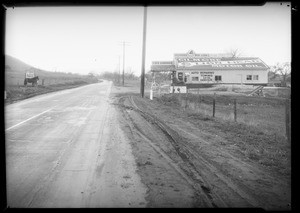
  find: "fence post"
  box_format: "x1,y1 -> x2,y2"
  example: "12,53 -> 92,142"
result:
234,99 -> 237,122
158,84 -> 161,97
198,94 -> 201,110
150,89 -> 153,100
213,93 -> 216,117
285,98 -> 291,143
185,91 -> 188,110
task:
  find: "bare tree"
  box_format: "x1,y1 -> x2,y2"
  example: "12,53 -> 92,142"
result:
125,67 -> 138,80
270,62 -> 291,86
226,48 -> 244,58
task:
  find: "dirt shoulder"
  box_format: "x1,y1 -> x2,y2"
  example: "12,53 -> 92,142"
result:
110,83 -> 291,209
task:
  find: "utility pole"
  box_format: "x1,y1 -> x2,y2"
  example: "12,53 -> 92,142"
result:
140,6 -> 147,98
122,42 -> 125,86
118,41 -> 130,86
118,55 -> 121,84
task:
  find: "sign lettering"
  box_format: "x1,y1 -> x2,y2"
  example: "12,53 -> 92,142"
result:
200,72 -> 214,74
176,58 -> 267,69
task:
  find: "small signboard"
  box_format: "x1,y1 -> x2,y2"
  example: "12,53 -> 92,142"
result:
25,72 -> 35,78
170,86 -> 187,93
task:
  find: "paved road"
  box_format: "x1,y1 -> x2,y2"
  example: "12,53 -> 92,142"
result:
5,81 -> 147,208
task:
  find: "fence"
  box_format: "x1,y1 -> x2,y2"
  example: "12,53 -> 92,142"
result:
173,90 -> 291,142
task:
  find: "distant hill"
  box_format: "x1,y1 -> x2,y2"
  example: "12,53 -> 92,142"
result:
5,55 -> 80,77
5,55 -> 97,86
5,55 -> 36,73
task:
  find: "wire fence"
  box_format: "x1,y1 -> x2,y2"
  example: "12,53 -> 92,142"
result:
165,91 -> 291,142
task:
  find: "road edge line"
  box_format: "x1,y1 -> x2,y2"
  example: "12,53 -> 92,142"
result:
5,108 -> 53,131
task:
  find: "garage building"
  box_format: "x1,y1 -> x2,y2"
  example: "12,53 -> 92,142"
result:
151,50 -> 269,87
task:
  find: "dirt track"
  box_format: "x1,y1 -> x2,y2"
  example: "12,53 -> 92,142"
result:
111,84 -> 291,209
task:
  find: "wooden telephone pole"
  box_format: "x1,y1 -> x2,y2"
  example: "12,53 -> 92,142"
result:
118,41 -> 130,86
140,6 -> 147,97
118,55 -> 121,83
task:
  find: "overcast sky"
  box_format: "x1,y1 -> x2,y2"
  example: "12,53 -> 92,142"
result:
5,2 -> 291,75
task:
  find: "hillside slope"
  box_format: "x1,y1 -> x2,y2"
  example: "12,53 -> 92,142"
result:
5,55 -> 35,73
5,55 -> 94,85
5,55 -> 99,104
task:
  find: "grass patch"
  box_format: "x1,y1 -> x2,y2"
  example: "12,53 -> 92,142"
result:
155,93 -> 290,176
160,93 -> 288,138
5,79 -> 97,104
187,112 -> 212,121
200,118 -> 289,174
157,94 -> 181,107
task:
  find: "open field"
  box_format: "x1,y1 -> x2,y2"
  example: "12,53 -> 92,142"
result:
5,55 -> 100,104
137,82 -> 291,174
155,94 -> 290,168
5,79 -> 100,105
5,70 -> 100,105
149,83 -> 290,140
5,69 -> 94,87
168,93 -> 290,140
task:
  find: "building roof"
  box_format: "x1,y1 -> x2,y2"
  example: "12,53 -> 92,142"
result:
151,50 -> 269,72
174,50 -> 232,58
176,57 -> 269,70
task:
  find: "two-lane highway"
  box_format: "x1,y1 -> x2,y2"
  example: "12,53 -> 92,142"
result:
5,81 -> 147,207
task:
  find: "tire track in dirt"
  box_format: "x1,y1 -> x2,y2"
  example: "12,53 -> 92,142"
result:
115,95 -> 229,207
130,95 -> 291,209
113,94 -> 290,209
127,96 -> 289,209
121,108 -> 213,207
126,95 -> 265,208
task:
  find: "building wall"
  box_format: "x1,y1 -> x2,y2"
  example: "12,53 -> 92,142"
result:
176,69 -> 268,84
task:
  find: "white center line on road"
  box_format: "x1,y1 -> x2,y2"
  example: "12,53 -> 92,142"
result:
5,108 -> 53,131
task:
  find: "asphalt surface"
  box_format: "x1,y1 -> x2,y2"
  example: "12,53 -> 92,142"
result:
5,81 -> 147,208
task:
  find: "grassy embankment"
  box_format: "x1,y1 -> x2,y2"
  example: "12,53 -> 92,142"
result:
5,68 -> 99,104
149,84 -> 290,139
5,55 -> 101,104
114,80 -> 290,176
154,92 -> 290,176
